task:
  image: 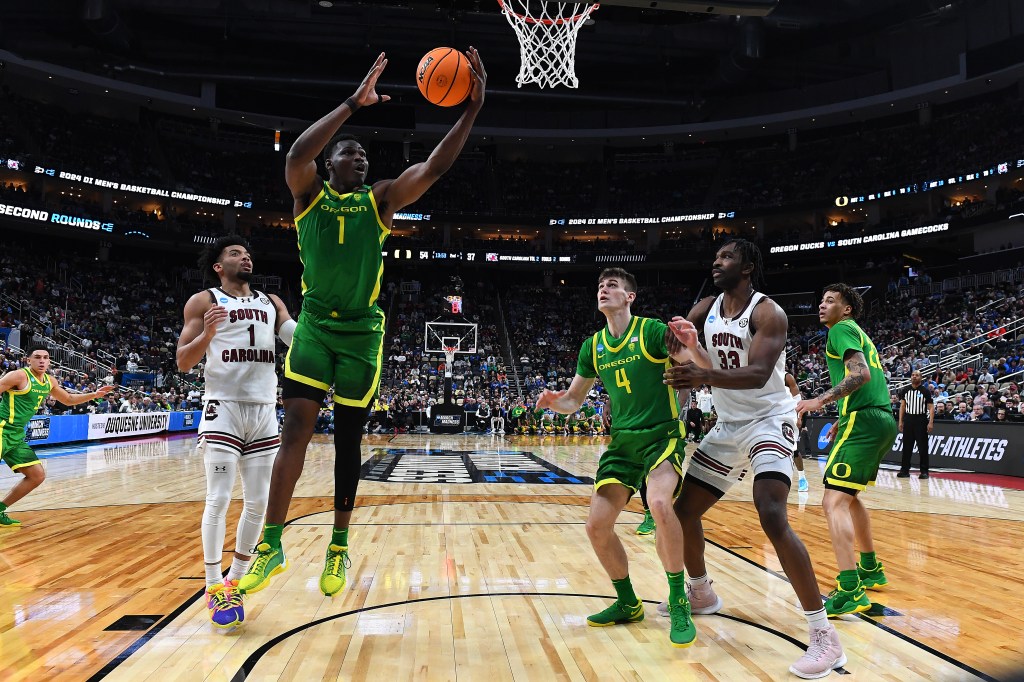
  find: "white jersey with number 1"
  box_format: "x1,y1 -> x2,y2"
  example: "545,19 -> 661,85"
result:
703,291 -> 796,422
202,287 -> 278,403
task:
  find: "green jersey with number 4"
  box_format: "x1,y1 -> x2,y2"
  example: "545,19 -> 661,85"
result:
825,319 -> 890,416
576,316 -> 679,431
294,181 -> 391,313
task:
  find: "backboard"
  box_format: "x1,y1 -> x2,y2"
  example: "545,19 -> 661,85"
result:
425,321 -> 478,355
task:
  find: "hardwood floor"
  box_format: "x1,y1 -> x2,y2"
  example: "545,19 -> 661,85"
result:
0,433 -> 1020,680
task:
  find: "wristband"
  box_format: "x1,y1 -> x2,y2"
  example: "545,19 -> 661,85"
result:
278,318 -> 297,346
344,97 -> 360,112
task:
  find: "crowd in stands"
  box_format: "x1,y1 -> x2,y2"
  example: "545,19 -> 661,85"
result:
1,236 -> 1022,430
790,280 -> 1024,421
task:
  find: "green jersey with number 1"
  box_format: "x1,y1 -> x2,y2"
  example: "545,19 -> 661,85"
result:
294,181 -> 391,313
576,316 -> 679,431
825,319 -> 890,416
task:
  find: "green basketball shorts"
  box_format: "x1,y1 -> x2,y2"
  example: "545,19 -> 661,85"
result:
595,420 -> 687,496
824,406 -> 898,493
284,305 -> 386,407
0,428 -> 41,471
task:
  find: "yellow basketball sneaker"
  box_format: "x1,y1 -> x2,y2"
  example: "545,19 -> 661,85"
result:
238,543 -> 287,594
319,544 -> 351,597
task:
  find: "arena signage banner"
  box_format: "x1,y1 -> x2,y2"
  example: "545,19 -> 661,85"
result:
549,211 -> 735,226
88,412 -> 170,440
769,222 -> 949,255
835,158 -> 1023,206
805,417 -> 1024,478
0,202 -> 114,232
31,165 -> 253,208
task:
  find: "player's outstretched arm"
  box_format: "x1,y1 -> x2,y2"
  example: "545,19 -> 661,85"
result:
176,292 -> 226,372
51,383 -> 115,407
535,374 -> 595,415
286,53 -> 391,205
796,349 -> 870,416
374,48 -> 486,218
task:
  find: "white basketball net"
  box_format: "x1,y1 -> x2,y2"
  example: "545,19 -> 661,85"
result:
497,1 -> 599,89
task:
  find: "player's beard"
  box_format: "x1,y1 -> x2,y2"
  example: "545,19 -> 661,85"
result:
238,270 -> 253,282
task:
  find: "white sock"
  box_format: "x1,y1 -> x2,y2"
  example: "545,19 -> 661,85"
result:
805,606 -> 829,631
227,556 -> 250,582
688,573 -> 710,588
205,562 -> 223,588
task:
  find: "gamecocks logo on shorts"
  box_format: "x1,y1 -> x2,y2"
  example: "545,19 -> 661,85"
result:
781,422 -> 795,444
205,400 -> 220,421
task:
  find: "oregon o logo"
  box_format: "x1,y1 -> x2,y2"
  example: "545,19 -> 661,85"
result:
831,462 -> 852,479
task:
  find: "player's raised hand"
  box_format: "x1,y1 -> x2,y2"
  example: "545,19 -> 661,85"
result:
535,389 -> 563,410
203,306 -> 229,338
353,52 -> 391,107
663,361 -> 708,390
95,384 -> 116,397
668,316 -> 700,349
464,46 -> 486,106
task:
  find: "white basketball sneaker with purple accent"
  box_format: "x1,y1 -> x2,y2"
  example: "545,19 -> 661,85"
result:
789,626 -> 846,679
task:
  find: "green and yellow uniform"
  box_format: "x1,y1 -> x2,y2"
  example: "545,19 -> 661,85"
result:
824,319 -> 897,491
287,181 -> 390,407
508,405 -> 527,433
530,406 -> 544,432
0,369 -> 51,471
576,316 -> 685,493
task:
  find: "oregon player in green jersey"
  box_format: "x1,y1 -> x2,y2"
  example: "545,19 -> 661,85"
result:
245,50 -> 486,598
0,344 -> 115,527
797,283 -> 897,617
536,268 -> 697,648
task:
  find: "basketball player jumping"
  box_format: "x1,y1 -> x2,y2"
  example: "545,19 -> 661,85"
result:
0,345 -> 115,527
242,50 -> 486,597
796,284 -> 896,617
176,236 -> 294,628
537,268 -> 697,649
662,240 -> 846,679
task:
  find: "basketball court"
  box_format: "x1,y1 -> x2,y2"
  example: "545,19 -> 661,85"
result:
0,432 -> 1018,680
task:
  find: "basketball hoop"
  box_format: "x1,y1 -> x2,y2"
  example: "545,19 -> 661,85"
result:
497,0 -> 598,89
443,345 -> 459,366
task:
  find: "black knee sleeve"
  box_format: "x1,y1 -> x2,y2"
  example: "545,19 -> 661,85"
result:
334,405 -> 370,511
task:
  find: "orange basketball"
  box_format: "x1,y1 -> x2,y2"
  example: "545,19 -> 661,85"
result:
416,47 -> 473,107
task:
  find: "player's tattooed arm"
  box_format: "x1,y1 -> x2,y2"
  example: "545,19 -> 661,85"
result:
796,350 -> 871,415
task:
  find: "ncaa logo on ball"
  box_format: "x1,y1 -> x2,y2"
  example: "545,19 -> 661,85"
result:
417,56 -> 434,83
818,423 -> 835,449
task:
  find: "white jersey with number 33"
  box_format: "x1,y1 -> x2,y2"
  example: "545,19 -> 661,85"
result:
703,291 -> 796,422
203,287 -> 278,403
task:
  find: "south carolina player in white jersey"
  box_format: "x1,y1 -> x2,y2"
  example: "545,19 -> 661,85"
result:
661,240 -> 846,680
176,236 -> 295,629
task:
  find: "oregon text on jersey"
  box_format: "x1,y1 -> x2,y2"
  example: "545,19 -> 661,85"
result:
598,354 -> 641,372
319,203 -> 368,213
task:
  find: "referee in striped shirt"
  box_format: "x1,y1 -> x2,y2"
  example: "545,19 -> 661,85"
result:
898,370 -> 934,479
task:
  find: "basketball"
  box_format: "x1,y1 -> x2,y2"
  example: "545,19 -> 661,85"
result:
416,47 -> 473,107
